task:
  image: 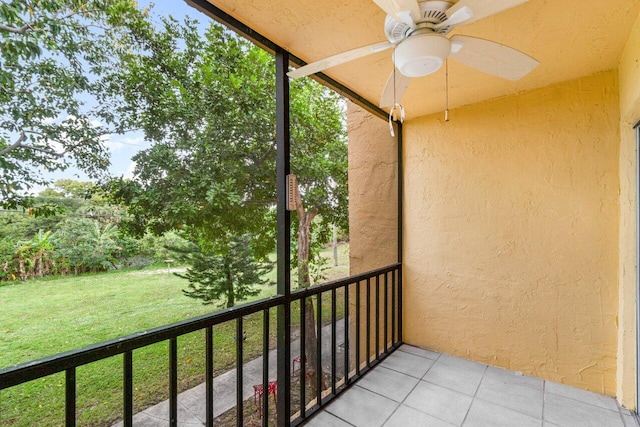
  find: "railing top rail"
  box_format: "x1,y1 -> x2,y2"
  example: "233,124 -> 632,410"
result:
290,263 -> 401,300
0,263 -> 400,390
0,295 -> 283,389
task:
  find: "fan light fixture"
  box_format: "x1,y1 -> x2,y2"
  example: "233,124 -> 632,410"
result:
395,33 -> 451,77
286,0 -> 540,111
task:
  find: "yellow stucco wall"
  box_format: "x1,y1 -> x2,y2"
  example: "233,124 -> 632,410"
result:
617,11 -> 640,409
347,101 -> 398,274
347,101 -> 398,369
402,71 -> 621,396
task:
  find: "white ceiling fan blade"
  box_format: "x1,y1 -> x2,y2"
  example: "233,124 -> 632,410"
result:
373,0 -> 421,27
446,0 -> 529,26
449,35 -> 539,81
380,68 -> 412,108
287,41 -> 394,78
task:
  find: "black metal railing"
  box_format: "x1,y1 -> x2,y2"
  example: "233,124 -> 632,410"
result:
0,263 -> 401,426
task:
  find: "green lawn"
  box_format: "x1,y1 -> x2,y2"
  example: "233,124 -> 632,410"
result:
0,243 -> 349,426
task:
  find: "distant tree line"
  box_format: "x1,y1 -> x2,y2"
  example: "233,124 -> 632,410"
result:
0,179 -> 187,281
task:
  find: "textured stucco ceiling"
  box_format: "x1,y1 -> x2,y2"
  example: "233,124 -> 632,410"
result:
200,0 -> 640,119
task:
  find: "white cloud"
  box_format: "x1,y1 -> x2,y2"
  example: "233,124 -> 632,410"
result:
105,130 -> 150,154
123,161 -> 137,179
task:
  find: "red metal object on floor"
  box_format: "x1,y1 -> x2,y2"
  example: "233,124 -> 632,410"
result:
253,380 -> 278,418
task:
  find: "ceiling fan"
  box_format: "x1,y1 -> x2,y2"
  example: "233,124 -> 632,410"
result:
287,0 -> 539,110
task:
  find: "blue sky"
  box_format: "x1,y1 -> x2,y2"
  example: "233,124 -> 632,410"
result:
41,0 -> 212,190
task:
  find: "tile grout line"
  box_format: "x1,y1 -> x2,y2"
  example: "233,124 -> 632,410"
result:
379,348 -> 442,426
326,347 -> 441,427
418,357 -> 486,400
379,349 -> 451,426
396,347 -> 442,362
459,364 -> 488,427
469,384 -> 545,421
322,384 -> 362,427
374,350 -> 440,380
544,383 -> 621,413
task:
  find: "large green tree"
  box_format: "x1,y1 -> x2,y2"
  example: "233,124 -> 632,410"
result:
0,0 -> 145,211
104,16 -> 348,393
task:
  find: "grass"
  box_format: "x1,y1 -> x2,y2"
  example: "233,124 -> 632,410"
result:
0,243 -> 349,426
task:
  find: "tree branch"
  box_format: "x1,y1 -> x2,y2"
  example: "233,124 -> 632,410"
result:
1,131 -> 65,158
25,145 -> 65,157
0,132 -> 27,156
0,23 -> 34,35
0,8 -> 103,36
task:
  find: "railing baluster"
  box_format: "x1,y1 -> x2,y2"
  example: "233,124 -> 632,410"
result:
124,351 -> 133,427
392,269 -> 396,345
0,264 -> 401,427
206,326 -> 214,427
300,298 -> 306,418
398,267 -> 403,342
262,309 -> 269,427
65,367 -> 76,427
366,277 -> 371,367
384,271 -> 389,353
355,280 -> 361,376
236,317 -> 243,427
344,282 -> 350,383
375,274 -> 380,360
331,288 -> 337,395
169,338 -> 178,427
316,292 -> 322,406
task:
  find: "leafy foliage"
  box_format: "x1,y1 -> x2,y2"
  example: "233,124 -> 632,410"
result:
0,0 -> 146,209
0,179 -> 159,280
103,17 -> 348,259
103,19 -> 278,255
52,219 -> 121,273
0,230 -> 60,281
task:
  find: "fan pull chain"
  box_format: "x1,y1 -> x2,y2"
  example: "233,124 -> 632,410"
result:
389,49 -> 405,137
445,59 -> 450,122
389,103 -> 405,137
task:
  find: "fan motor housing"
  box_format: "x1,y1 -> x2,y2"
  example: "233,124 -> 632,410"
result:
384,0 -> 454,42
395,33 -> 451,77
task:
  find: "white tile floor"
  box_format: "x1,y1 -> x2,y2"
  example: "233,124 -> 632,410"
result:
306,345 -> 640,427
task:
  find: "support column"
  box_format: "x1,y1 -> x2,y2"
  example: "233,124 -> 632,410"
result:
397,122 -> 403,342
275,48 -> 291,427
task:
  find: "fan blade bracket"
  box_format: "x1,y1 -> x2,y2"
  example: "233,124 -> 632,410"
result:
446,0 -> 529,27
374,0 -> 421,28
374,0 -> 407,27
396,10 -> 416,27
396,0 -> 422,23
450,40 -> 464,54
434,6 -> 473,31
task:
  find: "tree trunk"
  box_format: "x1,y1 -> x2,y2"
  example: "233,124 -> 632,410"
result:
297,206 -> 326,395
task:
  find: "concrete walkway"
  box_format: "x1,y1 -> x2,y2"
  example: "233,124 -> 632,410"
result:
113,319 -> 345,426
